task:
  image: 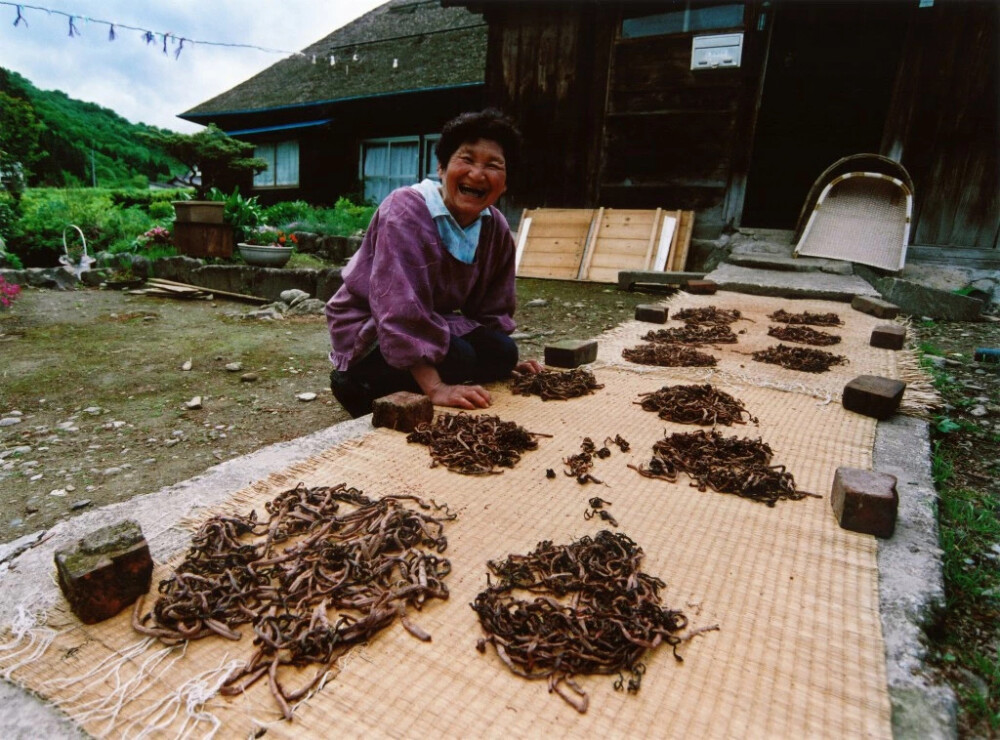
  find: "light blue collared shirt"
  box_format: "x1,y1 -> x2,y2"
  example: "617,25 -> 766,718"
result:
412,179 -> 491,264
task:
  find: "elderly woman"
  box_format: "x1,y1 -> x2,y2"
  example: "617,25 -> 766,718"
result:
325,109 -> 541,418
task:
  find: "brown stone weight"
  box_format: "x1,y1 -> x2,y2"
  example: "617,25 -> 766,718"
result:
544,339 -> 598,368
831,467 -> 899,538
870,324 -> 906,350
54,519 -> 153,625
685,279 -> 718,295
842,375 -> 906,420
634,304 -> 668,323
371,391 -> 434,432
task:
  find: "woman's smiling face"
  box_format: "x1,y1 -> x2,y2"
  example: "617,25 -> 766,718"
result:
438,138 -> 507,227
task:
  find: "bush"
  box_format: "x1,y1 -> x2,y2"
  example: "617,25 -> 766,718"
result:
148,200 -> 174,219
264,197 -> 374,237
261,200 -> 313,226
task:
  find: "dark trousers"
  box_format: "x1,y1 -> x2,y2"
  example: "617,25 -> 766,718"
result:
335,326 -> 519,416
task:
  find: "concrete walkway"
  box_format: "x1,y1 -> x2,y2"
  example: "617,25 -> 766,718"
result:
0,236 -> 961,737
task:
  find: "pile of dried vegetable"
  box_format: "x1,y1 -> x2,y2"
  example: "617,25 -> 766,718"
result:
673,306 -> 743,325
752,343 -> 848,373
766,324 -> 841,346
407,411 -> 545,474
472,531 -> 706,713
622,342 -> 718,367
561,435 -> 630,485
629,429 -> 818,506
767,308 -> 843,326
637,384 -> 757,426
641,324 -> 739,345
133,483 -> 455,719
511,367 -> 604,401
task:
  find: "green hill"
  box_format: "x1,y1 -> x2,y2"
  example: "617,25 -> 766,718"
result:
0,68 -> 182,188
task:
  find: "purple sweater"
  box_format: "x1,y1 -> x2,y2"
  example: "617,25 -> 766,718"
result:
325,187 -> 517,371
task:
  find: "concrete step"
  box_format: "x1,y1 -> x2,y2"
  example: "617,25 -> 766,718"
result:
704,263 -> 879,303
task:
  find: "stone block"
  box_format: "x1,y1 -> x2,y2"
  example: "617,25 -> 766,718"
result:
831,467 -> 899,538
544,339 -> 598,368
55,520 -> 153,625
851,295 -> 900,319
372,391 -> 433,432
842,375 -> 906,420
634,304 -> 668,323
870,324 -> 906,350
685,279 -> 718,295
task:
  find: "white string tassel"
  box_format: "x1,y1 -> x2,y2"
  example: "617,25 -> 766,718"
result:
0,603 -> 59,681
125,655 -> 242,740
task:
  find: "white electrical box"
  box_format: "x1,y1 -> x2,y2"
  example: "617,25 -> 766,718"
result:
691,33 -> 743,70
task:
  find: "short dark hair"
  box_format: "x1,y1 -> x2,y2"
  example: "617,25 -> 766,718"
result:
435,108 -> 521,174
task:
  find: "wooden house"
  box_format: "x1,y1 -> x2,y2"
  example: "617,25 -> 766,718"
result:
179,0 -> 488,206
449,0 -> 998,249
184,0 -> 997,253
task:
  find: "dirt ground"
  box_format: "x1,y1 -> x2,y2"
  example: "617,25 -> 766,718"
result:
0,281 -> 654,543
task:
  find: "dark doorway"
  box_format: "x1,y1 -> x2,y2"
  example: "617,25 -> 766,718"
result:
741,1 -> 909,229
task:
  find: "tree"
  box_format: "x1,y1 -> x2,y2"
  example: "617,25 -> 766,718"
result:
143,124 -> 267,199
0,90 -> 46,194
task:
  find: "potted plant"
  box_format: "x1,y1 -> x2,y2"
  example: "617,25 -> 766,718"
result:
238,229 -> 298,268
104,266 -> 144,290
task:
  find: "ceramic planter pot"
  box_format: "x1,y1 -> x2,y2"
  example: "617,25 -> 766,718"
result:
238,243 -> 293,267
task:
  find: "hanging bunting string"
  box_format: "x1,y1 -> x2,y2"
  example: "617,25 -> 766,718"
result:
1,1 -> 487,68
0,1 -> 308,57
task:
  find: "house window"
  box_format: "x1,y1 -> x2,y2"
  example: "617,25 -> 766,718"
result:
622,3 -> 744,38
253,140 -> 299,188
361,134 -> 440,204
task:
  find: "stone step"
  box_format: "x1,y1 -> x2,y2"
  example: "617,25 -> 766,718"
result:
703,263 -> 880,302
726,252 -> 854,275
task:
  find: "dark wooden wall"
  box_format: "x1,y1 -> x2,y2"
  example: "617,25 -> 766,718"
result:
884,0 -> 998,249
482,3 -> 612,208
480,1 -> 767,234
472,0 -> 998,249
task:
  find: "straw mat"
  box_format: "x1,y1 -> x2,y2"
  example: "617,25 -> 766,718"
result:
0,292 -> 909,739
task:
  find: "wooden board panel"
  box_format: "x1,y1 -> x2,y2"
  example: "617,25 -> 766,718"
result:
515,208 -> 595,279
669,210 -> 695,271
515,207 -> 694,283
579,208 -> 662,283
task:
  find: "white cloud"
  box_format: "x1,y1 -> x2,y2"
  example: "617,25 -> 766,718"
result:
0,0 -> 386,132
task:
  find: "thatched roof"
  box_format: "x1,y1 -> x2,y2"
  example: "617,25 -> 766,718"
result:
182,0 -> 486,119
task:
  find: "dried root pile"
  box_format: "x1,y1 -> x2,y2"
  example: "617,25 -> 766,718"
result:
642,324 -> 738,345
637,384 -> 757,426
768,309 -> 843,326
766,324 -> 841,346
561,435 -> 630,485
629,430 -> 817,506
752,343 -> 848,373
511,367 -> 604,401
472,531 -> 700,713
133,483 -> 455,719
673,306 -> 742,325
407,412 -> 543,474
622,342 -> 718,367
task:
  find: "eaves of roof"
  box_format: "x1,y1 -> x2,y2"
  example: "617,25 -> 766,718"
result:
183,81 -> 484,122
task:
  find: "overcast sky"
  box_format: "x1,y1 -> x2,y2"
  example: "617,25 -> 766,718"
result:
0,0 -> 386,132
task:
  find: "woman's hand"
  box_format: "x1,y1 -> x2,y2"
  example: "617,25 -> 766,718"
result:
411,362 -> 492,410
427,382 -> 492,410
514,359 -> 544,375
